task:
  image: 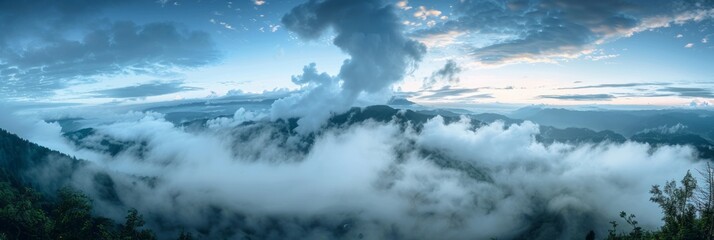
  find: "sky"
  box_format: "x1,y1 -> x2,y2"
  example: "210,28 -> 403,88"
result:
1,0 -> 714,109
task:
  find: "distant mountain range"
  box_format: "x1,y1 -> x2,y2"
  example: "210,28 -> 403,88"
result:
55,105 -> 714,161
510,106 -> 714,139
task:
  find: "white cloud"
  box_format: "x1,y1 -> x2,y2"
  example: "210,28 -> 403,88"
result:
414,6 -> 442,20
685,43 -> 695,48
396,0 -> 411,10
4,99 -> 711,239
690,99 -> 712,107
253,0 -> 265,6
24,113 -> 703,239
275,0 -> 426,133
269,24 -> 280,32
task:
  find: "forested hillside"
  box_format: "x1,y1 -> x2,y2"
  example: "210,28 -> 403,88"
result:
0,129 -> 189,240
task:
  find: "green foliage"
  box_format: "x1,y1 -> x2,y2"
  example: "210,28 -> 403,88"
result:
0,179 -> 159,240
0,129 -> 162,240
649,171 -> 702,239
609,169 -> 714,240
0,182 -> 52,239
607,212 -> 658,240
177,230 -> 194,240
53,188 -> 95,239
119,209 -> 156,240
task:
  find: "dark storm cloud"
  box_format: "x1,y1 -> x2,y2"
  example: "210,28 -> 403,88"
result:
281,0 -> 426,94
559,82 -> 671,90
538,94 -> 615,101
0,0 -> 120,47
272,0 -> 427,133
660,87 -> 714,98
91,81 -> 202,99
417,0 -> 714,64
0,0 -> 219,98
423,59 -> 462,88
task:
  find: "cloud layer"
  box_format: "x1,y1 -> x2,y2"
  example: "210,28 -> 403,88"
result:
539,94 -> 616,101
2,108 -> 708,239
90,81 -> 201,99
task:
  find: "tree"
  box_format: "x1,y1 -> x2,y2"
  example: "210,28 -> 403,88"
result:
177,230 -> 194,240
585,230 -> 595,240
697,162 -> 714,240
52,188 -> 95,240
650,170 -> 702,239
0,182 -> 52,239
119,208 -> 156,240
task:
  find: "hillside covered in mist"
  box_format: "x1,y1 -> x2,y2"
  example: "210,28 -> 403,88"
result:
3,105 -> 714,239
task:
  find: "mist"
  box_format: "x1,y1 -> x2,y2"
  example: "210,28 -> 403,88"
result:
4,107 -> 706,239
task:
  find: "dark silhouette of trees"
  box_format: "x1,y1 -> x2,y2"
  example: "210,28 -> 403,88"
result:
696,163 -> 714,239
649,171 -> 701,239
0,180 -> 162,240
0,182 -> 52,239
609,167 -> 714,239
119,209 -> 155,240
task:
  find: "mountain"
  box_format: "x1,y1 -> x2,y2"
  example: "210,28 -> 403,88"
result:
327,105 -> 468,129
386,97 -> 416,106
510,107 -> 714,140
70,105 -> 709,157
0,129 -> 83,188
537,127 -> 627,144
630,131 -> 714,159
8,105 -> 714,239
0,128 -> 131,206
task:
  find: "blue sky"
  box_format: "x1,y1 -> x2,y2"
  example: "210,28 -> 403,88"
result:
1,0 -> 713,108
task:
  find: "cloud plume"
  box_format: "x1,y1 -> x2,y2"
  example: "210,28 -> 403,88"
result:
273,0 -> 426,133
423,59 -> 462,88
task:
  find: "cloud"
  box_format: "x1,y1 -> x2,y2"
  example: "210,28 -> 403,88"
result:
396,0 -> 411,10
414,86 -> 491,101
0,0 -> 119,46
559,82 -> 670,90
539,94 -> 616,101
685,42 -> 695,48
0,1 -> 219,98
273,0 -> 426,133
8,110 -> 708,239
660,87 -> 714,98
270,63 -> 349,133
413,6 -> 442,20
415,0 -> 714,65
90,81 -> 202,99
690,99 -> 712,107
253,0 -> 266,6
423,59 -> 462,88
